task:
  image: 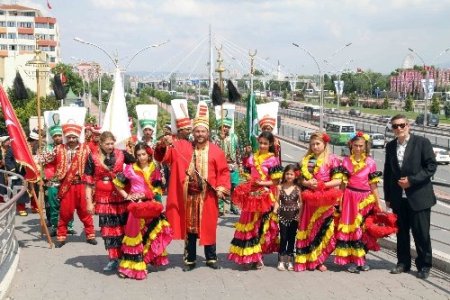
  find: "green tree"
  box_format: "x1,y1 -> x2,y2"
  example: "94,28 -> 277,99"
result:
51,63 -> 83,95
430,94 -> 441,114
444,101 -> 450,118
383,96 -> 389,109
348,92 -> 357,106
404,95 -> 414,112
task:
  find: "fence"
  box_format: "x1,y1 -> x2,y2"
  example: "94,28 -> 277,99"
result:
0,170 -> 26,299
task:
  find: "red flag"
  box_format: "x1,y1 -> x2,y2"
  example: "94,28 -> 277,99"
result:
0,86 -> 39,182
47,0 -> 52,9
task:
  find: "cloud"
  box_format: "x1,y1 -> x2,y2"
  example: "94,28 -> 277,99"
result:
89,0 -> 137,10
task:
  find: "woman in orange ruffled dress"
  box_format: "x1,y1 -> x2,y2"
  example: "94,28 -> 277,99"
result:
113,142 -> 173,280
334,132 -> 383,273
228,131 -> 283,269
295,132 -> 344,272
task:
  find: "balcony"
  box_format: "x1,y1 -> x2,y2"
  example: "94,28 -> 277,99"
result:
17,27 -> 33,34
37,39 -> 57,47
34,16 -> 56,24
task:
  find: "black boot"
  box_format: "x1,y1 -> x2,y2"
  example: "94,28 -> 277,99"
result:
55,241 -> 66,248
182,263 -> 196,272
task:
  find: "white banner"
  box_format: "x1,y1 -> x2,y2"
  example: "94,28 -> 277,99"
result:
334,80 -> 344,96
421,79 -> 435,100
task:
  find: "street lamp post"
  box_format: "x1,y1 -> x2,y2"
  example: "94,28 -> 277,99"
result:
25,45 -> 52,246
292,42 -> 352,130
74,37 -> 169,125
323,58 -> 353,110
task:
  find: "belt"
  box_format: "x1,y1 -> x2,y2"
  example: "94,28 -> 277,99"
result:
101,176 -> 111,181
347,186 -> 371,193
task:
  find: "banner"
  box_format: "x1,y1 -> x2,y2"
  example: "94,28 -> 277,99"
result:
421,79 -> 435,100
246,93 -> 259,150
334,80 -> 344,96
0,86 -> 39,182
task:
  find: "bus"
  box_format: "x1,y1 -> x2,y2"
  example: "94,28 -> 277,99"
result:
326,122 -> 356,145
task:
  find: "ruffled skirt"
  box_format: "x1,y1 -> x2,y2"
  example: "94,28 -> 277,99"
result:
118,205 -> 173,280
334,189 -> 379,266
294,188 -> 340,271
228,210 -> 279,265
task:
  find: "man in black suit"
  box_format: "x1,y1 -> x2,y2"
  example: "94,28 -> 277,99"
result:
384,114 -> 437,279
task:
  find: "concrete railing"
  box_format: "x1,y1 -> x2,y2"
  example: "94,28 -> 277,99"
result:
0,170 -> 26,300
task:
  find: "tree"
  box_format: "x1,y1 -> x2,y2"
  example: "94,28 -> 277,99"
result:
383,96 -> 389,109
51,63 -> 83,95
348,92 -> 357,107
404,95 -> 414,112
444,101 -> 450,118
430,94 -> 441,114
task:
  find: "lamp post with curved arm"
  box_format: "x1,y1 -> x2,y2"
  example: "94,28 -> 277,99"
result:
324,58 -> 353,109
73,37 -> 169,124
292,42 -> 352,130
408,47 -> 450,128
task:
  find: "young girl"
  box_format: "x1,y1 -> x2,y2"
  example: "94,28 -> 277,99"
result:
295,132 -> 343,272
334,132 -> 382,273
228,131 -> 283,269
273,164 -> 301,271
113,142 -> 172,280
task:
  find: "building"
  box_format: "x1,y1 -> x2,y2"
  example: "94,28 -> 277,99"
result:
390,66 -> 450,98
0,4 -> 60,93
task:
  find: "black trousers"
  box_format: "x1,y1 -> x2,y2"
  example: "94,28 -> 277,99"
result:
393,199 -> 432,270
184,233 -> 217,264
279,220 -> 298,257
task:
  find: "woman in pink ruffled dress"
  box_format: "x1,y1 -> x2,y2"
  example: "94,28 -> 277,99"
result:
334,132 -> 382,273
113,142 -> 173,280
295,132 -> 344,272
228,131 -> 283,269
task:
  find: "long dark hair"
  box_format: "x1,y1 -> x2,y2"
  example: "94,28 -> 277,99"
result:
134,142 -> 152,166
258,131 -> 275,153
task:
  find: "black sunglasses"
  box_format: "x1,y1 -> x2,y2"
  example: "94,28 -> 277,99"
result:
392,123 -> 407,129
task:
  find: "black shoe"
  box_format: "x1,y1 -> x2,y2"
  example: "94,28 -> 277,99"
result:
417,267 -> 430,279
390,264 -> 410,274
206,261 -> 221,270
230,208 -> 240,215
182,263 -> 196,272
68,229 -> 77,235
55,241 -> 66,248
86,238 -> 98,245
49,228 -> 57,237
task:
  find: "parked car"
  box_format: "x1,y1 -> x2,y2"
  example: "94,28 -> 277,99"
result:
377,115 -> 391,124
299,130 -> 314,142
433,147 -> 450,164
349,108 -> 361,117
370,133 -> 386,149
415,113 -> 439,127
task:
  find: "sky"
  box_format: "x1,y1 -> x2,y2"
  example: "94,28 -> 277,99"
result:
8,0 -> 450,77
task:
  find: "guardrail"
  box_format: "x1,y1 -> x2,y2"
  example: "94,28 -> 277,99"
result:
0,170 -> 26,300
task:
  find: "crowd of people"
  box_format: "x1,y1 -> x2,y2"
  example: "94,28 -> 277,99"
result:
0,98 -> 436,280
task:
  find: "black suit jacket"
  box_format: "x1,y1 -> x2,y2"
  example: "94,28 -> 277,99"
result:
383,134 -> 437,211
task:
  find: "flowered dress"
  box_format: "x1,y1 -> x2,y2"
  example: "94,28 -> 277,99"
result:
113,162 -> 173,280
294,153 -> 343,271
228,151 -> 283,264
334,154 -> 382,266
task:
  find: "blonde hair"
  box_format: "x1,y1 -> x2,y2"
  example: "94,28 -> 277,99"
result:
304,131 -> 331,164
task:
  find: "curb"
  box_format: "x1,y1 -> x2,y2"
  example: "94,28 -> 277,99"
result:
379,237 -> 450,274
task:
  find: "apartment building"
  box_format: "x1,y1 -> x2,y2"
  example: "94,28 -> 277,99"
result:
0,4 -> 59,93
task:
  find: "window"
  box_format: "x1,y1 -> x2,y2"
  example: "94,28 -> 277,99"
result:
7,21 -> 16,27
18,34 -> 34,40
7,33 -> 16,39
24,12 -> 35,17
49,35 -> 55,40
0,21 -> 5,27
49,23 -> 54,29
0,33 -> 6,39
8,45 -> 16,50
18,22 -> 32,28
50,46 -> 55,51
50,57 -> 55,62
0,44 -> 7,50
342,126 -> 355,133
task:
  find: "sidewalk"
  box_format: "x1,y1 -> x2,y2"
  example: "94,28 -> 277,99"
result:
5,212 -> 450,300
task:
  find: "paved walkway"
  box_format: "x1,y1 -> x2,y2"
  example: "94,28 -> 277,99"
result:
6,211 -> 450,300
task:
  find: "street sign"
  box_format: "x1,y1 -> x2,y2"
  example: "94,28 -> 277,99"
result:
421,78 -> 435,100
334,80 -> 344,96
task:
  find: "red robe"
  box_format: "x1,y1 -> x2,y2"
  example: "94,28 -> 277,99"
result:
154,140 -> 230,245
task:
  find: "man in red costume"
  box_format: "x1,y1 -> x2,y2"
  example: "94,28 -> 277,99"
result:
53,123 -> 96,248
87,125 -> 101,153
154,101 -> 230,271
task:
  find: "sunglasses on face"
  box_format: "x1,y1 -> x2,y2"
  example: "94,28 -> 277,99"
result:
392,123 -> 407,129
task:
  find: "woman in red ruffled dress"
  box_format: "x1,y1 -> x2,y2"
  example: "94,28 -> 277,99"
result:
113,142 -> 173,280
334,132 -> 383,273
295,132 -> 344,272
228,131 -> 283,269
